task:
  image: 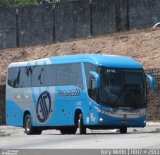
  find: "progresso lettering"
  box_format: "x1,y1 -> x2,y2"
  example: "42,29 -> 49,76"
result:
58,89 -> 81,97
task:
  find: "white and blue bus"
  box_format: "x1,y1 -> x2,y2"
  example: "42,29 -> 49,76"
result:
6,54 -> 154,135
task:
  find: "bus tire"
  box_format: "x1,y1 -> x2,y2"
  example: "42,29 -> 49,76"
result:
24,114 -> 42,135
78,113 -> 86,134
120,127 -> 127,134
60,127 -> 77,134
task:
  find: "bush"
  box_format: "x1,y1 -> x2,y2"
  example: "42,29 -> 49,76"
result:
0,0 -> 38,7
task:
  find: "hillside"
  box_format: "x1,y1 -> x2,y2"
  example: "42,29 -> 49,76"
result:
0,28 -> 160,84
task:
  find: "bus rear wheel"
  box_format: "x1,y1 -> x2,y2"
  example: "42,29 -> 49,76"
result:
24,114 -> 42,135
60,127 -> 77,134
120,127 -> 127,134
78,113 -> 86,134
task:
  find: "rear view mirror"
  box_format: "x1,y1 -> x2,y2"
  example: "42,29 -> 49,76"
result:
89,71 -> 100,88
146,74 -> 155,91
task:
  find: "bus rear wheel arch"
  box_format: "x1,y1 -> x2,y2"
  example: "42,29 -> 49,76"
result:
24,113 -> 42,135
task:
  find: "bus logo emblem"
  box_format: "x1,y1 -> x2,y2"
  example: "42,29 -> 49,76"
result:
36,91 -> 51,123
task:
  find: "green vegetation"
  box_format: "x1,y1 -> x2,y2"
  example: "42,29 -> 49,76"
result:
0,0 -> 79,7
0,0 -> 38,7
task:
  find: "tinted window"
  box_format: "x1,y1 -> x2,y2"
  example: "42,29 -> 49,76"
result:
32,65 -> 45,87
45,63 -> 82,86
99,68 -> 146,108
110,70 -> 123,95
99,69 -> 123,107
70,63 -> 83,87
8,67 -> 20,88
124,70 -> 145,107
44,65 -> 57,86
19,66 -> 32,87
57,64 -> 71,85
8,63 -> 83,88
84,63 -> 97,91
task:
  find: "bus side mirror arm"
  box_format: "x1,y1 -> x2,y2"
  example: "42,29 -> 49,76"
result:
146,74 -> 155,91
89,71 -> 100,87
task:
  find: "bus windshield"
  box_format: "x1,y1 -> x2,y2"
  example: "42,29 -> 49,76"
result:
99,68 -> 146,109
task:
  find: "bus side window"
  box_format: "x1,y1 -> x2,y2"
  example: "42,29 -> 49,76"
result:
57,64 -> 71,86
70,63 -> 83,88
19,67 -> 32,88
44,64 -> 57,86
84,63 -> 97,96
57,63 -> 83,87
32,66 -> 45,87
89,77 -> 97,102
8,67 -> 20,88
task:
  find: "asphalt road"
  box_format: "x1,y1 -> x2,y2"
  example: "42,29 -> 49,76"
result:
0,123 -> 160,149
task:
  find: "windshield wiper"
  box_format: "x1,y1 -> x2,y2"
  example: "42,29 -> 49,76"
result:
112,92 -> 123,109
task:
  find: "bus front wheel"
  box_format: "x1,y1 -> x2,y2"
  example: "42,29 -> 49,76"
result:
120,127 -> 127,134
78,113 -> 86,134
24,114 -> 42,135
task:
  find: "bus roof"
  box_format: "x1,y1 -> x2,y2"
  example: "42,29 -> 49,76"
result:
8,54 -> 143,69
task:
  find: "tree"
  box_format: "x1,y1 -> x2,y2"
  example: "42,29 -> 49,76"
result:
0,0 -> 37,7
0,0 -> 79,6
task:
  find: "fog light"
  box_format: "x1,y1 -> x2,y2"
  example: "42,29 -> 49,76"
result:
99,118 -> 103,122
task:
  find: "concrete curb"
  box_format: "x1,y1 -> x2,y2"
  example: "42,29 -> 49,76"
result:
146,121 -> 160,126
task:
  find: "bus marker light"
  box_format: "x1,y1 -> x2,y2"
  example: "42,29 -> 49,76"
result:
16,94 -> 22,99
